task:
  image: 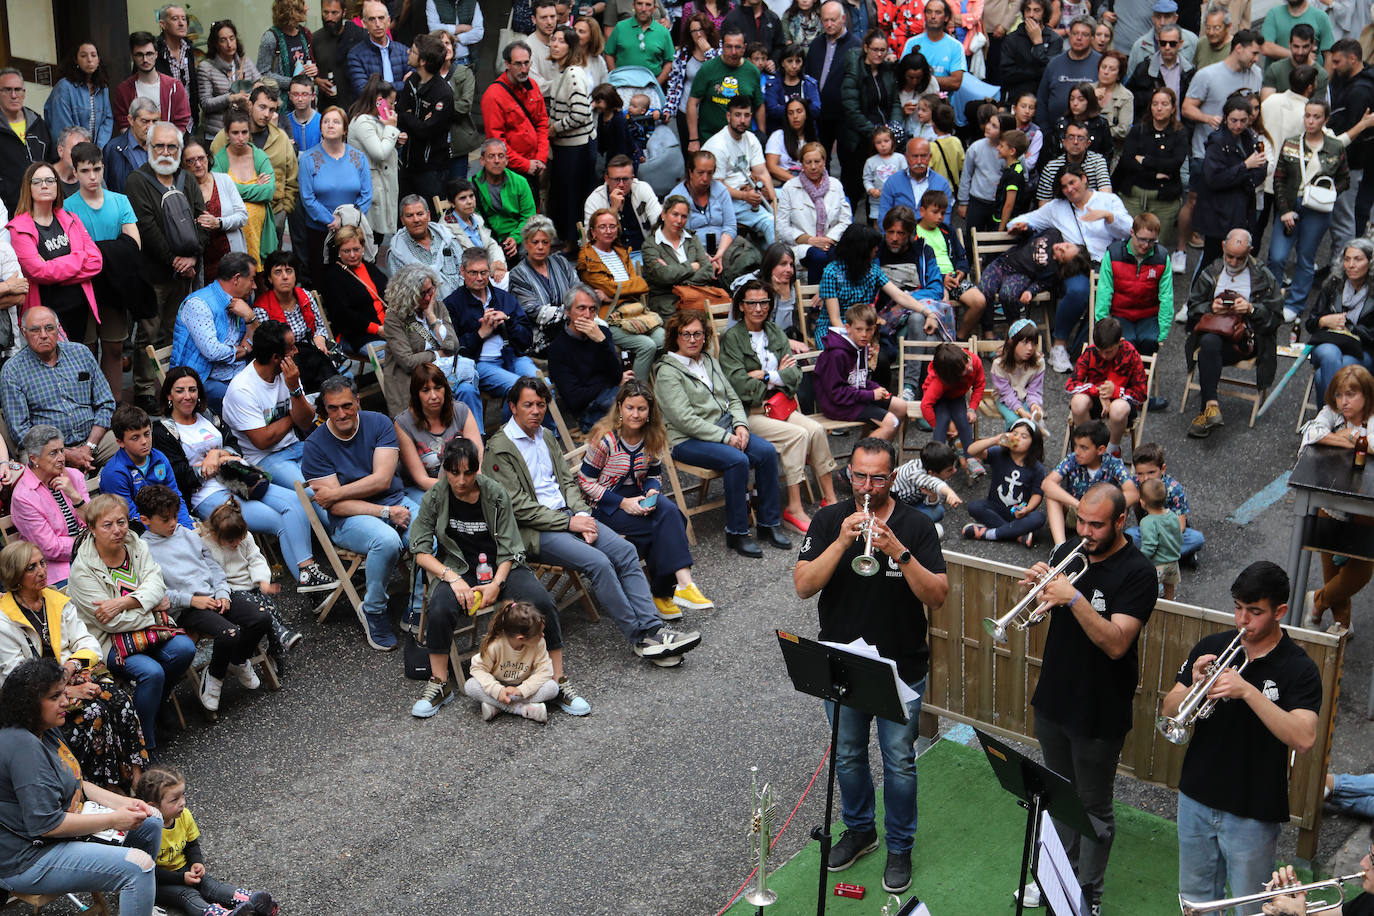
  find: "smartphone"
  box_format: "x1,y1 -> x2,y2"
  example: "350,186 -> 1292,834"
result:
641,492 -> 658,510
376,97 -> 393,120
620,349 -> 633,372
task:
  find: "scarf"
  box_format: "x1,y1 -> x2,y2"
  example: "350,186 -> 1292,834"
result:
798,170 -> 830,237
254,286 -> 318,336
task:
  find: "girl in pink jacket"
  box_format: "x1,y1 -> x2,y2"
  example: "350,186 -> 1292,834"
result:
7,162 -> 102,342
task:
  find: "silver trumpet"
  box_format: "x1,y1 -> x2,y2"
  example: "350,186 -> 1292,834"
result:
982,542 -> 1090,643
1178,871 -> 1367,915
852,494 -> 880,577
746,766 -> 778,907
1156,629 -> 1249,745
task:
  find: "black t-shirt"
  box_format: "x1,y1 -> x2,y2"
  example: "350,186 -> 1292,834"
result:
1176,629 -> 1322,823
1349,893 -> 1374,916
446,491 -> 497,576
35,219 -> 85,316
283,31 -> 310,74
1031,539 -> 1157,739
798,497 -> 946,684
982,445 -> 1045,509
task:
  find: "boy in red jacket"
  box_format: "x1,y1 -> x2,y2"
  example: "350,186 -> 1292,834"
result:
921,342 -> 987,477
1066,317 -> 1148,458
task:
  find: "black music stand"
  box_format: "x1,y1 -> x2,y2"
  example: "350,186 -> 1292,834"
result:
778,631 -> 910,916
975,729 -> 1101,916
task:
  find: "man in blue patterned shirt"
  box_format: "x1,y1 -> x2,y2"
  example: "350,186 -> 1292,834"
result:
1041,419 -> 1140,547
0,305 -> 116,472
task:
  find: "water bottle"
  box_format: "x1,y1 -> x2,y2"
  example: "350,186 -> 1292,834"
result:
475,553 -> 494,584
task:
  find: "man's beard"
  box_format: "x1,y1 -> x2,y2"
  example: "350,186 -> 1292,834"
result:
150,155 -> 179,176
323,18 -> 343,34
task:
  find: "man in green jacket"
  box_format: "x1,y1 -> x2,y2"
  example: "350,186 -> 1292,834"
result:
482,376 -> 703,665
473,139 -> 536,260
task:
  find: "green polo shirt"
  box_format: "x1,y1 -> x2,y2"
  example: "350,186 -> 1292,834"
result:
605,19 -> 675,74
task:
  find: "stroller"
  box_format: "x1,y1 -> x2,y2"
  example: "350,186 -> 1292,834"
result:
605,65 -> 683,197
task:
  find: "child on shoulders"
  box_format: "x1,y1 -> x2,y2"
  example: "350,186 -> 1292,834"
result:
990,319 -> 1045,429
962,418 -> 1046,547
1041,419 -> 1140,546
465,600 -> 559,723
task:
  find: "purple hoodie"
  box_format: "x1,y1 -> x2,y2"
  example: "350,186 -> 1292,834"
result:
815,328 -> 880,422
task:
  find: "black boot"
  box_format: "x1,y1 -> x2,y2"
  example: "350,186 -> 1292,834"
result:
758,525 -> 792,549
726,532 -> 763,558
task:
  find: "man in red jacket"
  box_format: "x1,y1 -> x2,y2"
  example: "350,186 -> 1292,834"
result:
111,32 -> 191,133
480,42 -> 549,186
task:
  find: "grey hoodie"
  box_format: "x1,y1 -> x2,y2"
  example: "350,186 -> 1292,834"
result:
141,525 -> 231,614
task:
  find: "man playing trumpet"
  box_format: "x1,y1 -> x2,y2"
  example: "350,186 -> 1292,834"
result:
794,438 -> 948,895
1019,481 -> 1157,915
1259,849 -> 1374,916
1162,561 -> 1322,916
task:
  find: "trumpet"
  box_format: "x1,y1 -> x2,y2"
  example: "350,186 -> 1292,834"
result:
983,542 -> 1090,643
1178,871 -> 1367,915
1156,629 -> 1249,745
852,494 -> 880,577
746,766 -> 778,907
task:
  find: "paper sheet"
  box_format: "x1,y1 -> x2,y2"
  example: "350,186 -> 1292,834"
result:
1035,810 -> 1083,916
819,637 -> 922,707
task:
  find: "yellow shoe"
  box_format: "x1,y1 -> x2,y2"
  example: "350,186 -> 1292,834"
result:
673,582 -> 715,611
653,596 -> 682,621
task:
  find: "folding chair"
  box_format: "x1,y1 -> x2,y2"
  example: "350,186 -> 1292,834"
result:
968,229 -> 1053,346
144,344 -> 173,388
432,196 -> 453,219
527,443 -> 601,621
795,349 -> 869,463
292,480 -> 367,626
8,892 -> 111,915
364,341 -> 387,404
1058,352 -> 1158,459
662,449 -> 726,547
796,282 -> 820,345
1179,354 -> 1266,428
1296,371 -> 1321,432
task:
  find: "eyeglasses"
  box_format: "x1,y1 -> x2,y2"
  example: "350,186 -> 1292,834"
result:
151,143 -> 180,153
183,154 -> 208,164
28,177 -> 57,187
608,175 -> 632,183
849,472 -> 890,485
679,330 -> 706,339
420,286 -> 436,298
742,299 -> 771,309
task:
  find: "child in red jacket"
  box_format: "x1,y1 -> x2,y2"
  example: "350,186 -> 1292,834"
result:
1066,317 -> 1148,458
921,342 -> 987,477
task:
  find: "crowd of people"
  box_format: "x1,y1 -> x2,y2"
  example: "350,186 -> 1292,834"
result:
0,0 -> 1372,911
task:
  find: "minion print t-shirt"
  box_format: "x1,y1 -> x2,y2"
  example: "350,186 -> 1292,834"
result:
688,57 -> 763,140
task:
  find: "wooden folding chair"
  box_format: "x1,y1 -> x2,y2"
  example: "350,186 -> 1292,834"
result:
1058,352 -> 1158,459
364,341 -> 387,404
796,282 -> 820,345
1179,354 -> 1266,428
432,196 -> 453,219
144,344 -> 173,388
1296,371 -> 1321,432
795,349 -> 869,461
968,229 -> 1054,346
662,449 -> 725,547
292,480 -> 366,626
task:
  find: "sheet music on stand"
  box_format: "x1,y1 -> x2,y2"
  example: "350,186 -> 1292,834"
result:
818,637 -> 920,709
1035,810 -> 1082,916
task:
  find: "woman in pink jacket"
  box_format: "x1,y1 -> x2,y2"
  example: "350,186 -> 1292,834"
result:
9,425 -> 89,587
7,162 -> 102,343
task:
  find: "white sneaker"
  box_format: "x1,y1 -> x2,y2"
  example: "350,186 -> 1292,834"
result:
1049,344 -> 1072,374
199,673 -> 223,712
1014,882 -> 1044,907
1303,590 -> 1321,629
518,702 -> 548,723
1170,249 -> 1187,273
935,523 -> 945,538
227,662 -> 260,690
480,702 -> 498,721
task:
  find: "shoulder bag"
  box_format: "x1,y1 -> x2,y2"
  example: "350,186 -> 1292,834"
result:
1297,144 -> 1337,214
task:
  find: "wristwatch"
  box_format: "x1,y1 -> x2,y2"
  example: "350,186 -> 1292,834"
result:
380,506 -> 391,522
896,549 -> 912,565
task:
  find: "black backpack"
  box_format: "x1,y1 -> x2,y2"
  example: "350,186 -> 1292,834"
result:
158,171 -> 200,258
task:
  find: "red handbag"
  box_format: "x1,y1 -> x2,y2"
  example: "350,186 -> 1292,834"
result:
763,390 -> 799,420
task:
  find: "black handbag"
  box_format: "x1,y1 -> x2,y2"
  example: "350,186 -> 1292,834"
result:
1308,327 -> 1365,358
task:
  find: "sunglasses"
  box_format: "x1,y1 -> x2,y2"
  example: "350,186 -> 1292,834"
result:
1158,39 -> 1179,47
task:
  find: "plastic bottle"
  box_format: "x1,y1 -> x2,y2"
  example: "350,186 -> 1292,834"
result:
476,553 -> 494,584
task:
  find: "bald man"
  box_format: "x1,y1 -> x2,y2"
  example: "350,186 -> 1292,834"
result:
876,138 -> 955,226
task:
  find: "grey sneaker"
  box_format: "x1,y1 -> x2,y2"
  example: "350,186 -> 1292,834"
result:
634,624 -> 702,658
411,677 -> 453,718
296,562 -> 338,593
827,828 -> 878,871
480,701 -> 498,721
901,385 -> 917,402
1049,344 -> 1073,374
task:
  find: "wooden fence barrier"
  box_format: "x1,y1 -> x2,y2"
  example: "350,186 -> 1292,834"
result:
924,553 -> 1347,859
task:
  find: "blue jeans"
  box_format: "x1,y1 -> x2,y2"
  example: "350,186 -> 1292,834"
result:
733,200 -> 776,245
204,376 -> 230,412
257,439 -> 306,492
533,523 -> 661,642
825,677 -> 926,854
578,385 -> 620,432
1177,791 -> 1282,916
476,354 -> 540,398
1311,343 -> 1374,404
671,435 -> 782,535
1117,315 -> 1160,356
1330,773 -> 1374,818
0,812 -> 163,916
931,396 -> 975,454
327,495 -> 421,642
1127,524 -> 1205,559
196,483 -> 315,574
106,635 -> 196,750
1053,272 -> 1092,343
1267,207 -> 1332,317
914,502 -> 944,524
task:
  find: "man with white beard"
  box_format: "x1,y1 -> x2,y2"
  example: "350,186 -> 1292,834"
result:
126,121 -> 208,410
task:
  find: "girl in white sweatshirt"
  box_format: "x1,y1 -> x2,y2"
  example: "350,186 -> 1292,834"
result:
464,600 -> 558,723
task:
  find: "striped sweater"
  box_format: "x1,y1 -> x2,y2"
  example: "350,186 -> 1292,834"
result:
577,431 -> 664,508
547,65 -> 595,148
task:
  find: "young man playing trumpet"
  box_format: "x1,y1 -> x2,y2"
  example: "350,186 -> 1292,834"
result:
794,438 -> 949,895
1162,561 -> 1322,916
1261,842 -> 1374,916
1020,481 -> 1157,915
